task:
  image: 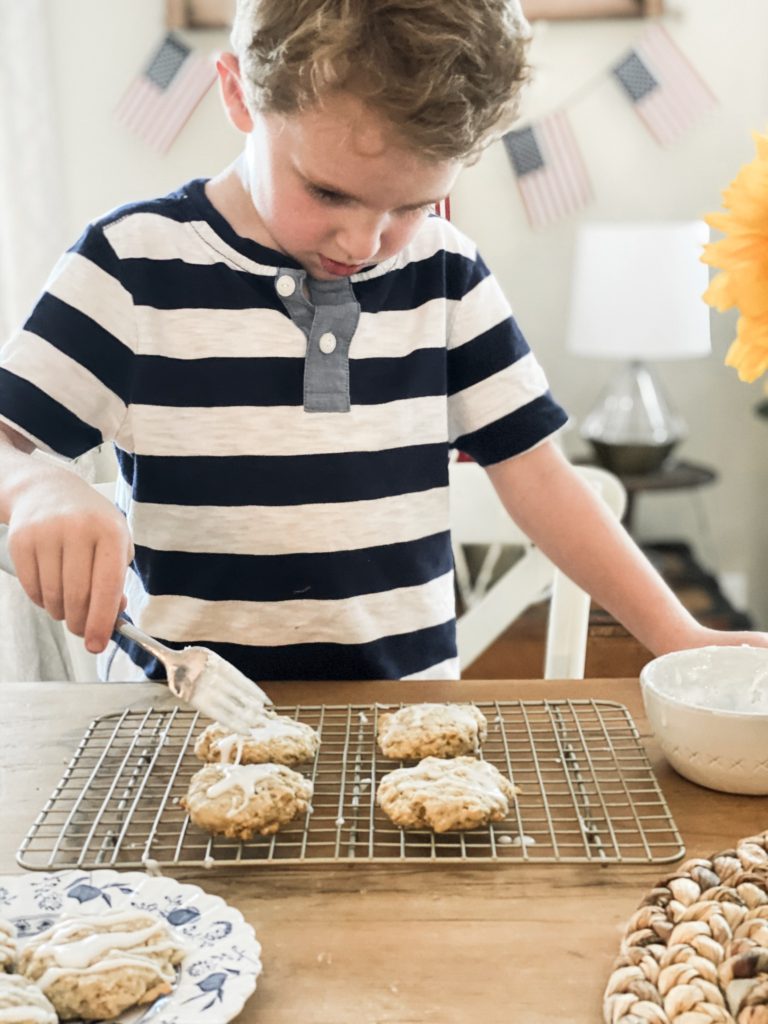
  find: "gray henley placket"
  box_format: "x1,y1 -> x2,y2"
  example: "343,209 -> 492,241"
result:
274,268 -> 361,413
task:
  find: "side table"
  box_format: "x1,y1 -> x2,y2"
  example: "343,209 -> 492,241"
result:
574,459 -> 717,535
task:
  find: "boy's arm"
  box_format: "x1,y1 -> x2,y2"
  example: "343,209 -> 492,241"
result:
485,440 -> 768,655
0,425 -> 133,654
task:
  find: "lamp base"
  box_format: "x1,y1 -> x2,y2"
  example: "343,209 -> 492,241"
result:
588,439 -> 677,476
581,361 -> 685,476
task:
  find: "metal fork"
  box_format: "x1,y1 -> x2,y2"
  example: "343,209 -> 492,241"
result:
114,616 -> 273,730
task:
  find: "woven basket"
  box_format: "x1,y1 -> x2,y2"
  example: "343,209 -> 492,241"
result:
604,830 -> 768,1023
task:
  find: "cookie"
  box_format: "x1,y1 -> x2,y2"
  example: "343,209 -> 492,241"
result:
0,918 -> 16,972
377,703 -> 488,760
194,713 -> 319,767
0,973 -> 58,1024
376,756 -> 518,833
18,907 -> 186,1021
182,762 -> 313,840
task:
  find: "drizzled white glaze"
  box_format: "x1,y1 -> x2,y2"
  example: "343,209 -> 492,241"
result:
0,1009 -> 55,1023
377,703 -> 488,760
247,717 -> 311,739
211,716 -> 316,764
215,733 -> 245,764
206,763 -> 287,816
0,974 -> 57,1024
25,909 -> 184,995
0,919 -> 15,969
388,703 -> 482,729
37,918 -> 161,969
377,756 -> 518,833
391,758 -> 511,802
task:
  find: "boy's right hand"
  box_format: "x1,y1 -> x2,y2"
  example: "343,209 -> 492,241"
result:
6,471 -> 134,654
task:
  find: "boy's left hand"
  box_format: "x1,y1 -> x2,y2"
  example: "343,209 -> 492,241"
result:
658,626 -> 768,655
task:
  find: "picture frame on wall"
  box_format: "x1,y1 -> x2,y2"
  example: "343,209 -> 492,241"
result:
166,0 -> 663,29
166,0 -> 234,29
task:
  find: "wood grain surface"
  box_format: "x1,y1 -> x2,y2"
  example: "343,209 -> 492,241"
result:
1,678 -> 766,1024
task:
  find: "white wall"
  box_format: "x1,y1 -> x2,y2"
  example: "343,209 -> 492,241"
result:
45,0 -> 768,625
454,0 -> 768,626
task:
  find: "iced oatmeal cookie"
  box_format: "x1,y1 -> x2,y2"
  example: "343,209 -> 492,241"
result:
194,712 -> 319,767
182,762 -> 313,840
18,907 -> 186,1021
377,756 -> 518,833
0,973 -> 58,1024
0,918 -> 16,972
377,703 -> 488,760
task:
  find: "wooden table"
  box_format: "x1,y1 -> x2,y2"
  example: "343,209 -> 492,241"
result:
2,678 -> 767,1024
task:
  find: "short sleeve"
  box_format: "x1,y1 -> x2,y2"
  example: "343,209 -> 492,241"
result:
0,222 -> 136,459
447,252 -> 568,466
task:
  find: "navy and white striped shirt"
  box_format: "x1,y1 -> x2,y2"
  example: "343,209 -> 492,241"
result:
0,179 -> 567,682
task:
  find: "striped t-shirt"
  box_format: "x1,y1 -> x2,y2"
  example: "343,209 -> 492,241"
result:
0,178 -> 567,682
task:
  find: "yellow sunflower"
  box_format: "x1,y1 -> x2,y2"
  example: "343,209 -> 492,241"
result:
702,130 -> 768,385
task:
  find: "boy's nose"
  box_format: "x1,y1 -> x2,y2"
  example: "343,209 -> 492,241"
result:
335,215 -> 385,264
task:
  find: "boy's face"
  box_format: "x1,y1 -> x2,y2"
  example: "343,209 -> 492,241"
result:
219,58 -> 461,280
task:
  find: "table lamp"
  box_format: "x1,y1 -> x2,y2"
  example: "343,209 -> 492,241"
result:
566,221 -> 711,475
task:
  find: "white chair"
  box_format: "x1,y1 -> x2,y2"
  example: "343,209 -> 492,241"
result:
449,459 -> 627,679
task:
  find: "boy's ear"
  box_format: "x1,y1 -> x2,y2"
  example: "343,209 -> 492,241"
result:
216,53 -> 254,133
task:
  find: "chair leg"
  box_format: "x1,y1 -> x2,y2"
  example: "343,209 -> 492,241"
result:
544,571 -> 590,680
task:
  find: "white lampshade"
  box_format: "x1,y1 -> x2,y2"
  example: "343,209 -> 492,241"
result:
566,221 -> 712,361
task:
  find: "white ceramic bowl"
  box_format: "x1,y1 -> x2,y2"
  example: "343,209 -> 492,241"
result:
640,645 -> 768,794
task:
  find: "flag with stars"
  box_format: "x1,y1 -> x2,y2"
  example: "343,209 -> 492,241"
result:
115,33 -> 217,154
503,111 -> 592,229
612,25 -> 716,147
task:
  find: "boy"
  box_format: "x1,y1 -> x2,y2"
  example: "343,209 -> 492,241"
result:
0,0 -> 764,683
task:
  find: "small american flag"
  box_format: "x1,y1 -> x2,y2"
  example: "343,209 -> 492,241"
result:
612,25 -> 717,147
115,33 -> 217,154
503,111 -> 592,230
433,197 -> 451,220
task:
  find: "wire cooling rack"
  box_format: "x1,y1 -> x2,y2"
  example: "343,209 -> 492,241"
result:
17,700 -> 684,871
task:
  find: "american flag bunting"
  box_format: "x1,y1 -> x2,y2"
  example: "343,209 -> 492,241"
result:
503,111 -> 592,229
612,25 -> 717,147
115,33 -> 217,154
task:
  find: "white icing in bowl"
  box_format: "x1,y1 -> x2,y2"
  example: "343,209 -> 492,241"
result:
640,645 -> 768,794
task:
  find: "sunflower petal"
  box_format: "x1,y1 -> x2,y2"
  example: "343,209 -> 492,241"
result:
703,131 -> 768,383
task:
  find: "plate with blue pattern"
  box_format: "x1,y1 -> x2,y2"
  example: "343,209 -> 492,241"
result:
0,868 -> 262,1023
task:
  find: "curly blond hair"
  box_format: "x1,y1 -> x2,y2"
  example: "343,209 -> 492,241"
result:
230,0 -> 531,161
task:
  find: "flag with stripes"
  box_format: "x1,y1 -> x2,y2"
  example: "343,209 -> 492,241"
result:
115,33 -> 217,154
502,111 -> 592,229
612,25 -> 717,147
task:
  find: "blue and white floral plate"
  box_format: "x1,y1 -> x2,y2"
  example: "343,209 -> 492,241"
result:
0,869 -> 262,1024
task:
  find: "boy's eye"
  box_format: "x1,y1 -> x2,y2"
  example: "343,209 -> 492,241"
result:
307,184 -> 349,205
306,183 -> 433,216
399,203 -> 438,218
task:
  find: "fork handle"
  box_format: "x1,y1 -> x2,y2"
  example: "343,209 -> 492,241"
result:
114,615 -> 176,663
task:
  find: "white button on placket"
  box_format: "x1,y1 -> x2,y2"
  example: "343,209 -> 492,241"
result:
276,275 -> 296,297
318,332 -> 337,354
